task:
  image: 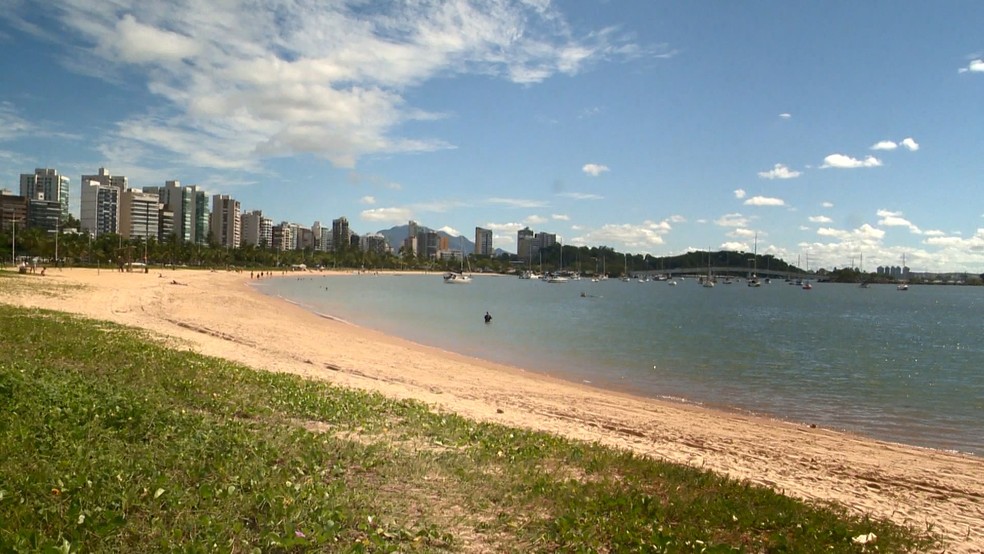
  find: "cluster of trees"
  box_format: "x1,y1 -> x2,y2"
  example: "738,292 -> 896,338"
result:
0,223 -> 801,275
7,223 -> 978,284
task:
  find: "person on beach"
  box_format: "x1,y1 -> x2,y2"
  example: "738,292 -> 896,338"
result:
484,311 -> 492,324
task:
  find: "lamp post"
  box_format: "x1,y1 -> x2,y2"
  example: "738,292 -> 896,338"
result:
3,208 -> 15,266
48,217 -> 59,267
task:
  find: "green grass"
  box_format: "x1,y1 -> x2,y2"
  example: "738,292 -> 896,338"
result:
0,303 -> 933,552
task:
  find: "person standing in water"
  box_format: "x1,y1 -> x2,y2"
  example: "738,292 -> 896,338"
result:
484,311 -> 492,324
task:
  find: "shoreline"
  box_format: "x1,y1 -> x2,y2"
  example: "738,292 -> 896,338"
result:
3,267 -> 983,552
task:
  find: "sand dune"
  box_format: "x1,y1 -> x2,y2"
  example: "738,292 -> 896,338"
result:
4,267 -> 982,552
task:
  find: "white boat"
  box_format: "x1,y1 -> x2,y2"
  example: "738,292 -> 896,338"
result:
897,283 -> 909,291
702,248 -> 715,287
747,233 -> 761,287
548,239 -> 569,283
443,271 -> 472,284
443,237 -> 472,284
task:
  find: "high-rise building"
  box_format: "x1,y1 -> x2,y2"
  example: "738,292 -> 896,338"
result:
0,195 -> 28,234
210,194 -> 241,248
20,168 -> 69,221
332,217 -> 350,252
517,227 -> 534,262
80,180 -> 120,237
147,181 -> 209,244
418,230 -> 441,260
189,186 -> 210,245
241,210 -> 273,248
27,197 -> 61,232
298,226 -> 315,250
271,221 -> 293,251
82,167 -> 128,193
158,209 -> 174,243
534,232 -> 556,259
319,226 -> 332,252
403,220 -> 420,256
361,233 -> 388,255
159,181 -> 192,242
475,227 -> 493,256
119,189 -> 161,241
287,223 -> 301,250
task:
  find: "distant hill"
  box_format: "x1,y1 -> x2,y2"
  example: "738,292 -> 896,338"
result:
375,224 -> 476,254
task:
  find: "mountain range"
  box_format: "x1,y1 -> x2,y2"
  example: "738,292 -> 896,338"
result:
374,224 -> 507,256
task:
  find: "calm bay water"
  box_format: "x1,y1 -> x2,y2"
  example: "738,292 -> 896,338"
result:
256,274 -> 984,456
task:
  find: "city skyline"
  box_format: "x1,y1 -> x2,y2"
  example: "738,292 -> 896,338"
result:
1,2 -> 983,272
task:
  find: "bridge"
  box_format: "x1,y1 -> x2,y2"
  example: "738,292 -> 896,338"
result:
634,267 -> 815,281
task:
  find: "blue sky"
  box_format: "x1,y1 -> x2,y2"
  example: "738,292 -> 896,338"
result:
1,1 -> 982,271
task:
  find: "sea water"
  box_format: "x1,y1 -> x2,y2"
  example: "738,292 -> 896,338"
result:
256,274 -> 984,456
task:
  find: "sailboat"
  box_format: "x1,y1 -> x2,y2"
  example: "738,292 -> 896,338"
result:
747,233 -> 761,287
620,253 -> 630,282
897,253 -> 909,290
702,249 -> 715,287
546,240 -> 568,283
443,238 -> 472,284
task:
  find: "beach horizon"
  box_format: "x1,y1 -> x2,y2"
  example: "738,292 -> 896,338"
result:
3,267 -> 982,552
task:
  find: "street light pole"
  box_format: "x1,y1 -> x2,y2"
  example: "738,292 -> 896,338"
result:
3,208 -> 14,266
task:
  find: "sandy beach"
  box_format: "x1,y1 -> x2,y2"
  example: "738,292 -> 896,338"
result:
4,267 -> 982,552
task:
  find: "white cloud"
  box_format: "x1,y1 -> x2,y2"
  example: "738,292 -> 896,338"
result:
525,215 -> 548,225
668,214 -> 686,223
871,140 -> 898,151
411,200 -> 468,213
574,223 -> 666,249
558,192 -> 603,200
728,228 -> 756,238
582,163 -> 610,176
872,137 -> 919,152
743,196 -> 786,207
922,230 -> 984,267
733,188 -> 746,199
360,206 -> 412,224
757,163 -> 801,179
830,223 -> 884,241
876,209 -> 921,234
958,59 -> 984,73
486,222 -> 526,233
437,225 -> 461,237
720,241 -> 748,251
821,153 -> 882,169
923,229 -> 946,237
0,102 -> 31,141
715,213 -> 750,228
808,215 -> 833,223
360,195 -> 376,205
779,113 -> 791,119
15,2 -> 658,172
821,201 -> 834,208
488,197 -> 549,208
100,14 -> 201,64
552,214 -> 570,221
